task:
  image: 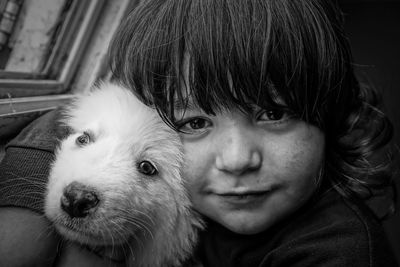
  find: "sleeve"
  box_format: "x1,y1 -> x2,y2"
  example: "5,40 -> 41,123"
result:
259,218 -> 398,267
0,109 -> 69,214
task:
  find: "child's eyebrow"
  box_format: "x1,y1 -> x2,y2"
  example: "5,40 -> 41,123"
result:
173,99 -> 197,111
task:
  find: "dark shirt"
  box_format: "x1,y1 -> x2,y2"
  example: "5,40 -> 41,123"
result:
197,189 -> 398,267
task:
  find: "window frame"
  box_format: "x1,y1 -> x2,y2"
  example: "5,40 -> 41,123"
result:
0,0 -> 135,140
0,0 -> 106,98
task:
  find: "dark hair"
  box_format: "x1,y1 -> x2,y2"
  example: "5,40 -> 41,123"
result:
109,0 -> 396,217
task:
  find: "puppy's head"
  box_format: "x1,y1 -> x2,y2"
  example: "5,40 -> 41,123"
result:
45,83 -> 186,247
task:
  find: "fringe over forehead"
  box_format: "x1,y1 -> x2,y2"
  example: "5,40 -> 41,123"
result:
109,0 -> 359,131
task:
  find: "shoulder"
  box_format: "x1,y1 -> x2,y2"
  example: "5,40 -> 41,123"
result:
6,108 -> 69,152
0,110 -> 69,266
0,109 -> 69,213
262,190 -> 398,267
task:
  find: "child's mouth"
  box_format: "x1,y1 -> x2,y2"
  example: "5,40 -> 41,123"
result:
215,190 -> 273,207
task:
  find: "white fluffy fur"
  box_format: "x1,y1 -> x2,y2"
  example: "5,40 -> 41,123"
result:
45,82 -> 202,267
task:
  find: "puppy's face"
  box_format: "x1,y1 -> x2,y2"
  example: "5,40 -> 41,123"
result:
45,84 -> 185,246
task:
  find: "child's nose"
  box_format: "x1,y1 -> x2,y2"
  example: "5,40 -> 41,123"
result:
215,127 -> 262,175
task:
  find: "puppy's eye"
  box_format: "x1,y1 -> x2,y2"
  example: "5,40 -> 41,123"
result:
75,132 -> 91,146
138,161 -> 157,176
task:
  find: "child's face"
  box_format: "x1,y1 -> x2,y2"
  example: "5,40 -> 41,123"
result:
176,102 -> 325,235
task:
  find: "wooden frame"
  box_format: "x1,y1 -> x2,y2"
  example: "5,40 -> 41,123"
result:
0,0 -> 139,140
0,0 -> 106,98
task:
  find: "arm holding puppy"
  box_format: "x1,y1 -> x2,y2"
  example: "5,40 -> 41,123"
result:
0,110 -> 126,266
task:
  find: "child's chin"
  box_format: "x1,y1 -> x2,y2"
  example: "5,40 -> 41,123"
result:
226,223 -> 269,235
219,212 -> 274,235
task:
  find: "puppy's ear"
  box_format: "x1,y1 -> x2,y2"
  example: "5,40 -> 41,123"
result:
89,79 -> 106,93
58,96 -> 79,129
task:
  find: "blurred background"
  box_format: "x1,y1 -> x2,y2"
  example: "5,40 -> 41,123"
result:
339,0 -> 400,263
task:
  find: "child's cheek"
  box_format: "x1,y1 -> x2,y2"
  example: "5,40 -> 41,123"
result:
180,137 -> 213,180
285,126 -> 325,185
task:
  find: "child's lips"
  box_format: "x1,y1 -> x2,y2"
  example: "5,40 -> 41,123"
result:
216,192 -> 270,208
211,184 -> 279,196
211,186 -> 279,207
217,190 -> 268,197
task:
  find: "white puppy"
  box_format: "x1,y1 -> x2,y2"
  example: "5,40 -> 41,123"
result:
45,82 -> 202,267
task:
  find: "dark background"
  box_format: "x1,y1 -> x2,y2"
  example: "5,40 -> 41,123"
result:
339,0 -> 400,263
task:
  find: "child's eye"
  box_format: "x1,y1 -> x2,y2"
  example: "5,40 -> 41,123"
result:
256,109 -> 292,122
188,118 -> 208,129
176,117 -> 212,134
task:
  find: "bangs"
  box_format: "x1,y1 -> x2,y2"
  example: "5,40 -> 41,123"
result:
110,0 -> 353,127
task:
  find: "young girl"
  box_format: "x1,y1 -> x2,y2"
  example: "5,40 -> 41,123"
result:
0,0 -> 398,266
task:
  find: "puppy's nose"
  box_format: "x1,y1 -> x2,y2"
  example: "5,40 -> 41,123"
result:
61,182 -> 99,218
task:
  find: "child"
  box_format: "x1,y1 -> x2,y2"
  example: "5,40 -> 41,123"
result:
0,0 -> 398,266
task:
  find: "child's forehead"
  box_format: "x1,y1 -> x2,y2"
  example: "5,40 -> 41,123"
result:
173,75 -> 285,113
180,53 -> 264,97
172,97 -> 199,111
172,94 -> 285,117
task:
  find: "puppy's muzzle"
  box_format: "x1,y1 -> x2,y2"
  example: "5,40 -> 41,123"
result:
61,181 -> 99,218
